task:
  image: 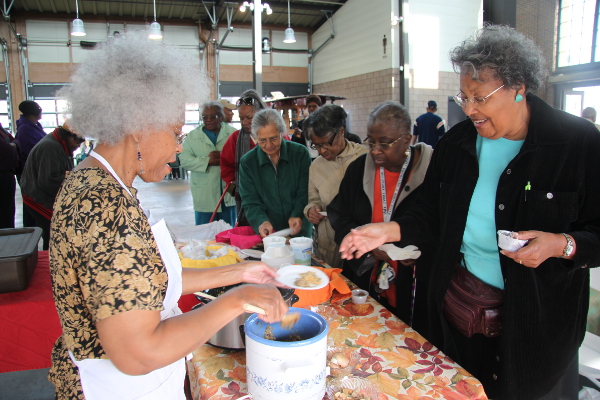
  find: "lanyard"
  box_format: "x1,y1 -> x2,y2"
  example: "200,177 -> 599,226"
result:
89,150 -> 134,198
380,150 -> 411,223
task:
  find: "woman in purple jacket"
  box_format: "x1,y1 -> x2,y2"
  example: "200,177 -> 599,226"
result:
14,100 -> 45,227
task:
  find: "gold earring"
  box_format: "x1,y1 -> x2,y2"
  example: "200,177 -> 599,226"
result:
405,147 -> 410,157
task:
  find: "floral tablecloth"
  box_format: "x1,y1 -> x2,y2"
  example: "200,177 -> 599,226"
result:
188,280 -> 488,400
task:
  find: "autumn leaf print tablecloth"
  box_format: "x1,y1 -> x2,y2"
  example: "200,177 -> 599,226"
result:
187,278 -> 488,400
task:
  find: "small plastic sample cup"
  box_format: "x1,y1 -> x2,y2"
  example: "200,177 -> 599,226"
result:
262,235 -> 286,251
289,237 -> 313,265
351,289 -> 368,304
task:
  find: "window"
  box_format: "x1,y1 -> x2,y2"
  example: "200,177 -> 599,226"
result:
557,0 -> 600,67
0,100 -> 10,131
35,99 -> 68,133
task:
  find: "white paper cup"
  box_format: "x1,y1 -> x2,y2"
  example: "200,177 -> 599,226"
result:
289,237 -> 313,265
351,289 -> 368,304
497,230 -> 528,251
262,235 -> 286,251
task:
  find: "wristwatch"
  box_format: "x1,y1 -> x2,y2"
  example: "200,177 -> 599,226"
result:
561,233 -> 574,257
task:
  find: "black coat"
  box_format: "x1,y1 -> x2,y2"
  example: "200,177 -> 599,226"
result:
398,93 -> 600,399
328,146 -> 435,336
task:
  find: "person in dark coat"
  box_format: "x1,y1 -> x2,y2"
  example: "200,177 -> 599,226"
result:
0,124 -> 21,229
339,25 -> 600,400
14,100 -> 46,227
20,123 -> 84,249
328,101 -> 434,337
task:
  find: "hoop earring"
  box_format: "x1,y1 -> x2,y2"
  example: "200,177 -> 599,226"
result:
137,143 -> 145,174
515,94 -> 524,103
405,147 -> 411,157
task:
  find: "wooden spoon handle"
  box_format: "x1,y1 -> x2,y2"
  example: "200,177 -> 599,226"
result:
195,292 -> 266,314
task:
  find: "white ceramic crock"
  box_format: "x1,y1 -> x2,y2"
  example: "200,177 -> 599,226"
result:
244,308 -> 328,400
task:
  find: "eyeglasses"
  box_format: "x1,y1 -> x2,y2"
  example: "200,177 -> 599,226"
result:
310,133 -> 337,150
236,97 -> 257,107
453,84 -> 505,108
202,114 -> 220,121
175,128 -> 187,145
363,135 -> 405,151
257,136 -> 280,146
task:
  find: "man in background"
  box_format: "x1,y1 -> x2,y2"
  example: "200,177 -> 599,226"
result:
412,100 -> 445,148
218,99 -> 237,126
582,107 -> 600,130
20,122 -> 84,249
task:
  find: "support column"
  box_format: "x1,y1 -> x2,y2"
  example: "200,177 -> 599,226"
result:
252,0 -> 262,95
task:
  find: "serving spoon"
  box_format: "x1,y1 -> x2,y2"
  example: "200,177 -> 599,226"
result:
194,291 -> 300,329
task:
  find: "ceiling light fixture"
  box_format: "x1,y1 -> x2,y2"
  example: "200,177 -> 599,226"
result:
148,0 -> 162,40
71,0 -> 86,37
240,1 -> 271,14
283,0 -> 296,43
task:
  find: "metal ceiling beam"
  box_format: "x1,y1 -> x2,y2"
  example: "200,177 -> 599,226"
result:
20,0 -> 29,12
179,3 -> 185,18
266,0 -> 342,13
92,0 -> 97,14
167,2 -> 173,17
48,0 -> 57,13
34,0 -> 43,13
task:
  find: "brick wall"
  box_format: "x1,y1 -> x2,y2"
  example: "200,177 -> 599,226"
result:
314,68 -> 400,138
315,69 -> 460,136
516,0 -> 559,104
408,71 -> 461,128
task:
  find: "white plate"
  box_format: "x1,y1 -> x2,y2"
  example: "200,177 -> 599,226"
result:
268,228 -> 293,238
240,249 -> 264,258
276,265 -> 329,290
318,211 -> 327,216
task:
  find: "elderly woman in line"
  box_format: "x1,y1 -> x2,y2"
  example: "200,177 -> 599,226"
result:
328,101 -> 434,336
239,109 -> 312,238
302,105 -> 367,269
180,101 -> 237,226
220,89 -> 267,224
48,32 -> 287,400
339,25 -> 600,400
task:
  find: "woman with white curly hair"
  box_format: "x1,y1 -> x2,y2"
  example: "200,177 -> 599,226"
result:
339,24 -> 600,399
48,31 -> 288,400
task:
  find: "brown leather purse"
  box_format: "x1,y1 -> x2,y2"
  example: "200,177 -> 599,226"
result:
443,263 -> 504,338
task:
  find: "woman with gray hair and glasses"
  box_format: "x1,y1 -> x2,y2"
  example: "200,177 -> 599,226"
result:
180,101 -> 237,225
339,25 -> 600,399
239,109 -> 312,238
328,100 -> 434,337
48,32 -> 288,400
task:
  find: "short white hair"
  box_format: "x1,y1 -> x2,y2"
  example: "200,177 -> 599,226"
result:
59,30 -> 208,145
251,109 -> 286,136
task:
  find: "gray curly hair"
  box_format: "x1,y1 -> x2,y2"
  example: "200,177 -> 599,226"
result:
59,30 -> 207,145
251,109 -> 286,136
367,101 -> 411,134
201,101 -> 225,119
449,24 -> 547,91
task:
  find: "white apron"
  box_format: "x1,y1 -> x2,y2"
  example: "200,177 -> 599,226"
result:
69,152 -> 187,400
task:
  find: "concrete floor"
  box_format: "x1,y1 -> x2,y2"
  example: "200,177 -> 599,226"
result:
2,173 -> 195,399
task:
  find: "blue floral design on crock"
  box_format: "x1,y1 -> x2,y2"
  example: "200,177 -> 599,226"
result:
247,369 -> 326,394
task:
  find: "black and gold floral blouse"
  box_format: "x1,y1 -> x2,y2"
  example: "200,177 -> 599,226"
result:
48,167 -> 168,399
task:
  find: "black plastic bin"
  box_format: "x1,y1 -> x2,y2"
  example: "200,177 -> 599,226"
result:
0,227 -> 43,293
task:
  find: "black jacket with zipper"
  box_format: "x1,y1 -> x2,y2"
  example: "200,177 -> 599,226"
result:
399,93 -> 600,399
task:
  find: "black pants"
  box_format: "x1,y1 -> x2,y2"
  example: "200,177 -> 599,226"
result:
446,321 -> 579,399
24,204 -> 50,250
0,171 -> 16,229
